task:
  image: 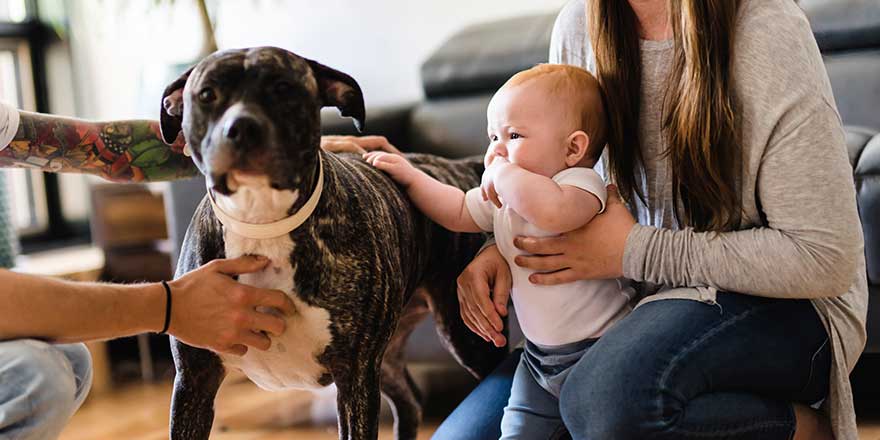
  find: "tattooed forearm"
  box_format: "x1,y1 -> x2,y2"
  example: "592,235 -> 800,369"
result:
0,111 -> 199,182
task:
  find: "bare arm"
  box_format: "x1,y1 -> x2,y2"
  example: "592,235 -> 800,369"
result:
0,110 -> 198,182
492,161 -> 601,233
364,151 -> 482,233
405,169 -> 482,233
0,256 -> 297,356
0,269 -> 165,343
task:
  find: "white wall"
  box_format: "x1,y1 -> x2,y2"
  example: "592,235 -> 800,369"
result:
64,0 -> 569,120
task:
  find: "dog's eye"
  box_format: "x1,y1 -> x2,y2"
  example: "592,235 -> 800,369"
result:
198,87 -> 217,104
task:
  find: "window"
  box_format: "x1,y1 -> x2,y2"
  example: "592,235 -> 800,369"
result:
0,27 -> 48,236
1,0 -> 90,251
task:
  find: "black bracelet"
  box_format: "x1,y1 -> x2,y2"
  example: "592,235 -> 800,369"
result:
159,281 -> 172,334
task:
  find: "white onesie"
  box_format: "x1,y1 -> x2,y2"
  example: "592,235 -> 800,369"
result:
465,167 -> 633,346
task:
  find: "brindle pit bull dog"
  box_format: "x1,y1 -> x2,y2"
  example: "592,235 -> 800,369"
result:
159,46 -> 507,440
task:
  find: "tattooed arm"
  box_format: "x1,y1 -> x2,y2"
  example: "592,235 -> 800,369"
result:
0,110 -> 198,182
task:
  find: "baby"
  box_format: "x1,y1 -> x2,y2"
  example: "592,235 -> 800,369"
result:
365,64 -> 633,438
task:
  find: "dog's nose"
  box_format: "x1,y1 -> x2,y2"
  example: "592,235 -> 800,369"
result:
223,116 -> 262,146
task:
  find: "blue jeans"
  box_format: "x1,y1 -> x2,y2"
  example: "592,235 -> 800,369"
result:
433,293 -> 831,440
0,340 -> 93,440
500,339 -> 597,440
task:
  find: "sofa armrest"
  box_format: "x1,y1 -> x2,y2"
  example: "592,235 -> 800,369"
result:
850,125 -> 880,353
851,126 -> 880,282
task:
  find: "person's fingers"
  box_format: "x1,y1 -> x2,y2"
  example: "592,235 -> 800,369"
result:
514,254 -> 569,272
488,184 -> 502,208
530,269 -> 578,286
460,304 -> 488,342
222,344 -> 248,356
513,235 -> 565,255
356,136 -> 402,154
238,330 -> 273,351
459,296 -> 488,342
250,288 -> 295,317
249,312 -> 286,337
474,285 -> 503,332
210,255 -> 270,276
351,135 -> 388,148
490,332 -> 507,348
372,158 -> 398,173
492,264 -> 512,317
362,151 -> 380,163
481,186 -> 488,202
463,298 -> 494,342
457,275 -> 494,340
323,140 -> 365,154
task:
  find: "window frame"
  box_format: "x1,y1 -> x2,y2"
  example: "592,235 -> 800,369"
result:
1,4 -> 91,253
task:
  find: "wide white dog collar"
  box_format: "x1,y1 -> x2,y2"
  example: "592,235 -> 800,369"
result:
207,155 -> 323,239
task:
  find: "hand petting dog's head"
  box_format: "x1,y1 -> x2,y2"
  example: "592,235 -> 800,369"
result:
159,46 -> 365,195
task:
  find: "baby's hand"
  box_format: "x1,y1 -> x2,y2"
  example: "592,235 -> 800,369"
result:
364,151 -> 418,187
481,156 -> 510,208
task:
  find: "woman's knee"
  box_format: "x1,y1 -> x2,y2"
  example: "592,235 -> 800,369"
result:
558,332 -> 683,439
559,353 -> 648,438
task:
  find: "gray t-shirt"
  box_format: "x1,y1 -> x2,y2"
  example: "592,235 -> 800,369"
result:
550,1 -> 867,438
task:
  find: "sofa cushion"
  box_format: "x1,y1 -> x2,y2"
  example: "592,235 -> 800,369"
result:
407,93 -> 493,158
420,14 -> 557,99
808,0 -> 880,52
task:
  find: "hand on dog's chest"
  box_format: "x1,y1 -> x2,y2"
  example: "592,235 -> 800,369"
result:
222,236 -> 333,391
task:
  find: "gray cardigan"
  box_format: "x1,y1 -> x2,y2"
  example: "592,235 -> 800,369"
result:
549,1 -> 868,439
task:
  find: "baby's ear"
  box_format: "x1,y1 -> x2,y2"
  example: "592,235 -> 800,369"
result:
565,130 -> 590,167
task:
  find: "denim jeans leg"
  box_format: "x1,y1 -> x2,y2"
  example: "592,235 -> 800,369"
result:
500,353 -> 569,440
432,349 -> 521,440
558,293 -> 829,440
0,340 -> 93,440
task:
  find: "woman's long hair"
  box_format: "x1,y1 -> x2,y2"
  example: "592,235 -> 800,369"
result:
588,0 -> 742,232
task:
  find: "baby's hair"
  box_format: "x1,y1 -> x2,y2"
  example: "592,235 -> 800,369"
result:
501,64 -> 608,162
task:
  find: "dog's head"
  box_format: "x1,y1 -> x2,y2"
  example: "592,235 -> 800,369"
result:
159,46 -> 364,195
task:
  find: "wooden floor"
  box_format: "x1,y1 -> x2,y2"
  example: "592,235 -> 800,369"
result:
59,374 -> 438,440
59,376 -> 880,440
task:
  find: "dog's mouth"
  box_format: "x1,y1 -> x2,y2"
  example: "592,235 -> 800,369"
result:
226,170 -> 271,191
207,168 -> 273,195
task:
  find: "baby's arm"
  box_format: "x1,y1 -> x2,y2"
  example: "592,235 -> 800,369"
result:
492,161 -> 602,233
364,152 -> 483,233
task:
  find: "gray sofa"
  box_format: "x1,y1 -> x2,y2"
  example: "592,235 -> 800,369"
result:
164,0 -> 880,386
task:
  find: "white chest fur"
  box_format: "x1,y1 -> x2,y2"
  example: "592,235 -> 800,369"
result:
213,181 -> 333,391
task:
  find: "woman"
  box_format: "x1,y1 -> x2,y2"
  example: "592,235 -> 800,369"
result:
433,0 -> 865,439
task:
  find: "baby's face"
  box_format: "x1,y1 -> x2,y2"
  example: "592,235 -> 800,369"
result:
485,80 -> 573,177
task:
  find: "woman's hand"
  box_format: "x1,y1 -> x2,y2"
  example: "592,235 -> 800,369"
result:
514,185 -> 636,284
321,135 -> 402,155
168,255 -> 295,356
457,244 -> 511,347
363,151 -> 420,187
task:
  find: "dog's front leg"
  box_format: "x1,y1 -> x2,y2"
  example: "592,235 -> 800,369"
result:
334,360 -> 382,440
169,337 -> 226,440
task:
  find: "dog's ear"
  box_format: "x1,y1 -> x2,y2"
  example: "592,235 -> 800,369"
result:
305,58 -> 366,132
159,66 -> 194,145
